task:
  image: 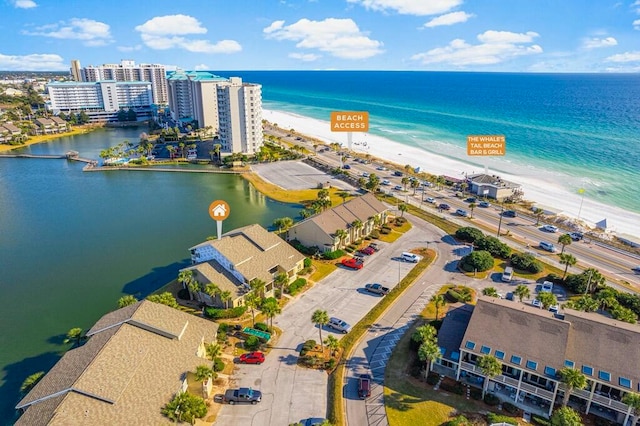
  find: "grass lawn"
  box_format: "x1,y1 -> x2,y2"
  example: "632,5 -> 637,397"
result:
378,219 -> 413,243
309,259 -> 337,282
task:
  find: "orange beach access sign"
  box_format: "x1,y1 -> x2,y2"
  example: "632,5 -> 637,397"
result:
331,111 -> 369,132
467,135 -> 506,156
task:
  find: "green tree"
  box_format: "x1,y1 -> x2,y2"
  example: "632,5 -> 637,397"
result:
63,327 -> 86,347
161,392 -> 207,423
117,295 -> 138,308
261,297 -> 281,329
533,207 -> 545,226
477,355 -> 502,398
324,334 -> 340,356
178,269 -> 194,290
245,292 -> 261,328
430,294 -> 445,320
418,340 -> 442,376
337,191 -> 350,204
205,342 -> 222,360
558,233 -> 572,254
482,287 -> 499,297
564,295 -> 599,312
127,109 -> 137,121
273,217 -> 294,233
117,109 -> 127,121
514,284 -> 530,302
398,203 -> 408,218
559,253 -> 577,279
250,278 -> 267,299
351,219 -> 363,238
274,273 -> 289,299
401,176 -> 410,191
20,371 -> 45,394
410,178 -> 420,194
550,406 -> 583,426
311,309 -> 330,353
335,228 -> 348,248
622,392 -> 640,426
537,291 -> 558,310
468,202 -> 477,218
412,324 -> 437,345
558,367 -> 587,407
147,292 -> 179,308
194,365 -> 215,398
460,250 -> 494,272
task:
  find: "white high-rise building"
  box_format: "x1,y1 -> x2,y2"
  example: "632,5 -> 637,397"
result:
78,60 -> 168,105
166,72 -> 262,155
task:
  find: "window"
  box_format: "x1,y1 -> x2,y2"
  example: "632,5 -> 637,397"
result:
465,341 -> 476,350
544,366 -> 556,377
598,371 -> 611,382
582,365 -> 593,376
494,350 -> 505,360
526,360 -> 538,370
480,345 -> 491,354
564,360 -> 575,368
510,355 -> 522,365
620,377 -> 632,388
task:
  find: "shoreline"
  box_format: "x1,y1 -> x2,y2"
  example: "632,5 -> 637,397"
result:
263,108 -> 640,241
0,124 -> 103,153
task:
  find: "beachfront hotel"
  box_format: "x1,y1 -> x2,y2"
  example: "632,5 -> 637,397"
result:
71,59 -> 169,105
434,296 -> 640,424
47,80 -> 154,123
166,70 -> 263,155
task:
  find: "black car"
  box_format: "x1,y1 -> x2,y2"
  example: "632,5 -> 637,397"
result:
393,171 -> 404,176
438,203 -> 451,210
502,210 -> 517,217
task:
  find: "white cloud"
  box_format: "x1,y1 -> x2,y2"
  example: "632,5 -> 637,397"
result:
634,19 -> 640,30
605,51 -> 640,62
289,52 -> 321,61
263,18 -> 383,59
13,0 -> 37,8
135,15 -> 242,54
423,11 -> 474,28
23,18 -> 112,46
194,64 -> 210,70
347,0 -> 462,16
411,30 -> 542,66
117,45 -> 142,52
0,53 -> 67,71
582,36 -> 617,49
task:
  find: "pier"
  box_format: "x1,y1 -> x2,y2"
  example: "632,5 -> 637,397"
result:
0,151 -> 98,167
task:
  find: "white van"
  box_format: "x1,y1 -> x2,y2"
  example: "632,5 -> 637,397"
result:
401,252 -> 419,263
502,267 -> 514,282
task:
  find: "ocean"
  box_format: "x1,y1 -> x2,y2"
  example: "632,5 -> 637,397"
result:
216,71 -> 640,216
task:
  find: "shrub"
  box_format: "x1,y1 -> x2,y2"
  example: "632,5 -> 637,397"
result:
213,357 -> 225,372
300,339 -> 316,356
459,250 -> 494,272
244,335 -> 260,351
345,247 -> 355,253
446,415 -> 471,426
510,253 -> 543,273
532,415 -> 551,426
326,358 -> 336,370
303,257 -> 312,268
484,393 -> 500,406
254,322 -> 269,332
475,236 -> 512,258
426,373 -> 440,385
503,401 -> 518,414
446,289 -> 463,303
203,305 -> 247,319
486,413 -> 517,424
370,230 -> 380,239
218,323 -> 230,332
455,227 -> 485,243
322,249 -> 345,260
216,330 -> 227,342
440,380 -> 464,395
287,278 -> 307,296
470,387 -> 483,400
395,217 -> 407,225
429,319 -> 443,330
380,227 -> 391,234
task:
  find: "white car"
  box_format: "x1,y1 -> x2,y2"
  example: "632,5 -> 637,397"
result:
425,197 -> 436,204
455,209 -> 469,217
539,241 -> 556,252
541,225 -> 559,233
362,172 -> 370,178
381,179 -> 391,185
394,185 -> 403,191
549,305 -> 559,314
541,281 -> 554,292
531,299 -> 542,308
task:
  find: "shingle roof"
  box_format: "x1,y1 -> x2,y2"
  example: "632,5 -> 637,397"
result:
16,301 -> 217,425
438,303 -> 474,360
468,173 -> 520,189
184,260 -> 246,298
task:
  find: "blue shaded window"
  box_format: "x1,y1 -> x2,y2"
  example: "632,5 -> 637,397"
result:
494,350 -> 505,360
480,345 -> 491,354
465,341 -> 476,350
564,360 -> 575,368
582,365 -> 593,376
526,360 -> 538,370
451,352 -> 460,361
510,355 -> 522,365
544,366 -> 556,377
620,377 -> 632,388
598,371 -> 611,381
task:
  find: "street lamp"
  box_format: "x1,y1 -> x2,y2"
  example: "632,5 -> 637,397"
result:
496,203 -> 504,238
577,188 -> 586,222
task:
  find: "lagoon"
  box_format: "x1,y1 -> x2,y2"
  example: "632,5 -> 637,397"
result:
0,127 -> 301,423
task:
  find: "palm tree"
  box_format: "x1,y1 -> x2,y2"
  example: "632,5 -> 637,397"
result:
411,179 -> 420,194
483,287 -> 499,297
274,273 -> 289,298
514,284 -> 530,302
117,295 -> 138,308
533,207 -> 544,226
436,175 -> 446,190
418,340 -> 442,376
351,219 -> 363,239
469,202 -> 477,218
335,229 -> 348,249
250,278 -> 267,299
311,309 -> 330,353
213,143 -> 221,162
219,290 -> 232,308
622,392 -> 640,426
537,291 -> 557,310
401,176 -> 410,191
430,294 -> 445,320
558,367 -> 587,407
412,324 -> 437,344
337,191 -> 350,204
166,145 -> 176,159
324,335 -> 339,356
559,253 -> 577,279
262,298 -> 281,329
205,343 -> 222,360
244,293 -> 260,328
194,365 -> 215,398
178,270 -> 194,290
188,279 -> 202,302
63,327 -> 86,347
558,233 -> 572,254
398,203 -> 408,217
273,217 -> 294,233
478,355 -> 503,398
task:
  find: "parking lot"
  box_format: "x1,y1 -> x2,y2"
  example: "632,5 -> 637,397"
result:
251,161 -> 355,191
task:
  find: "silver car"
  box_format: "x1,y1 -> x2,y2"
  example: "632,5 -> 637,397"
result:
327,317 -> 350,334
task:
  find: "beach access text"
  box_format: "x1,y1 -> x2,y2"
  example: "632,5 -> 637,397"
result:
331,111 -> 369,132
467,135 -> 506,156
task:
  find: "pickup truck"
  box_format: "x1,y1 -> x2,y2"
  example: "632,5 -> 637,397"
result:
342,257 -> 364,270
223,387 -> 262,405
365,283 -> 389,295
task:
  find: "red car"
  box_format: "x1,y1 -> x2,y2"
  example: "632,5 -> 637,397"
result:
239,351 -> 265,364
358,246 -> 375,256
341,258 -> 364,270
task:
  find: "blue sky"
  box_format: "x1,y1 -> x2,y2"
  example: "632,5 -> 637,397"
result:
1,0 -> 639,72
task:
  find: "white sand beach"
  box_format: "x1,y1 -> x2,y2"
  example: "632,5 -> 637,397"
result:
264,109 -> 640,240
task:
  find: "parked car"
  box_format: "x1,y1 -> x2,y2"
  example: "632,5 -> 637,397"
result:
455,208 -> 469,217
238,351 -> 265,364
505,292 -> 515,301
343,164 -> 351,169
401,252 -> 420,263
568,232 -> 584,241
342,257 -> 364,270
425,197 -> 436,203
541,281 -> 554,292
364,283 -> 390,295
438,203 -> 451,210
393,171 -> 403,176
362,172 -> 370,177
465,197 -> 477,203
358,374 -> 372,399
327,317 -> 351,333
531,299 -> 542,308
541,224 -> 559,233
539,241 -> 556,252
479,201 -> 491,208
381,179 -> 391,185
394,185 -> 403,191
222,387 -> 262,405
549,305 -> 559,314
304,419 -> 329,426
502,210 -> 517,217
502,267 -> 514,282
358,246 -> 375,256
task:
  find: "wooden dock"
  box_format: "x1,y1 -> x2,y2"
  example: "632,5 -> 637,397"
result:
0,151 -> 98,167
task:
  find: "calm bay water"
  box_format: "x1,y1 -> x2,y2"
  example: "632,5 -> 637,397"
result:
0,127 -> 300,423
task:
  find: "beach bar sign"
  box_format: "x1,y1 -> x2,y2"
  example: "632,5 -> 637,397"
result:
467,135 -> 506,156
331,111 -> 369,132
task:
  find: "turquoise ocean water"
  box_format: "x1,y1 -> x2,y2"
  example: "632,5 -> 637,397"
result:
218,71 -> 640,214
